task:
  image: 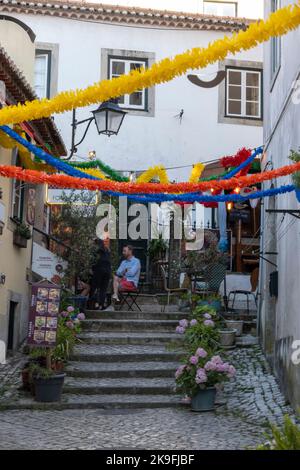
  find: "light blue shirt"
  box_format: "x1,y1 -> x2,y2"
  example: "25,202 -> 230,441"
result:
116,256 -> 141,287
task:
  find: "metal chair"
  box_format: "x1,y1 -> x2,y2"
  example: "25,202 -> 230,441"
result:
228,268 -> 259,315
160,266 -> 188,312
119,287 -> 141,311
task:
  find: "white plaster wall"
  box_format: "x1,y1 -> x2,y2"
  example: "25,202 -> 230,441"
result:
10,13 -> 262,181
261,0 -> 300,408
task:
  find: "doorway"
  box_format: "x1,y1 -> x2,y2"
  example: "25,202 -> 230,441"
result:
7,301 -> 18,352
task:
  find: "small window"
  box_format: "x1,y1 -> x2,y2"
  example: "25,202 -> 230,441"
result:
271,0 -> 281,80
108,57 -> 147,111
34,50 -> 51,99
226,68 -> 262,120
12,156 -> 25,221
203,1 -> 237,17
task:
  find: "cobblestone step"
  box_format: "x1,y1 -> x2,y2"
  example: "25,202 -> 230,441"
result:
0,394 -> 184,411
71,344 -> 183,363
81,319 -> 178,332
63,377 -> 175,395
78,332 -> 181,346
85,310 -> 187,320
66,361 -> 178,378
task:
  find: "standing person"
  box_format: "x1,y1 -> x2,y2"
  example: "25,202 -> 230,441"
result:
112,245 -> 141,303
90,239 -> 112,310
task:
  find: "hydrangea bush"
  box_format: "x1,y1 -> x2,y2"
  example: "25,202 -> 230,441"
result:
175,349 -> 236,396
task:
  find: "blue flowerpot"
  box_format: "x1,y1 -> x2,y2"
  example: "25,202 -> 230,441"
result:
295,188 -> 300,203
191,387 -> 217,412
197,300 -> 221,312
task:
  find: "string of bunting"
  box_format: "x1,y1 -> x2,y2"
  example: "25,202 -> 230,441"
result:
70,160 -> 129,182
0,3 -> 299,126
106,185 -> 296,204
1,161 -> 300,195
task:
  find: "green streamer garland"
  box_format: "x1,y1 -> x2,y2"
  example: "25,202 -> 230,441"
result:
69,159 -> 129,182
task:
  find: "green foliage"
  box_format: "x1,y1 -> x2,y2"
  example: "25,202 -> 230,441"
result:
147,236 -> 168,260
28,363 -> 55,379
257,415 -> 300,450
289,149 -> 300,188
14,223 -> 31,239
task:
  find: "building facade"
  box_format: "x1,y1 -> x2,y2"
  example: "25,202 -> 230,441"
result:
259,0 -> 300,409
0,17 -> 66,358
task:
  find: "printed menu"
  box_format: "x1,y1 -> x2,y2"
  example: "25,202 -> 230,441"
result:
27,282 -> 61,347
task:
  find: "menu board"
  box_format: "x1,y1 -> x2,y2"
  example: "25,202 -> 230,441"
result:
27,282 -> 61,348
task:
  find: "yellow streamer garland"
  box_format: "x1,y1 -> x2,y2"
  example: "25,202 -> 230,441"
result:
0,3 -> 299,125
189,163 -> 205,183
136,165 -> 169,184
72,166 -> 107,180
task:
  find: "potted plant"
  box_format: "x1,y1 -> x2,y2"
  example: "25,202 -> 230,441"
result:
175,308 -> 220,353
219,328 -> 236,349
13,222 -> 31,248
289,150 -> 300,202
175,349 -> 236,412
197,294 -> 222,312
225,319 -> 244,337
179,292 -> 191,312
29,363 -> 65,403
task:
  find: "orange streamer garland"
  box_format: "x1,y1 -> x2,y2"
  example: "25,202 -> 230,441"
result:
1,162 -> 300,194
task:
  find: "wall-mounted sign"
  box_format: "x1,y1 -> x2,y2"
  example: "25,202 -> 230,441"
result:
46,186 -> 98,205
27,281 -> 61,348
32,242 -> 66,283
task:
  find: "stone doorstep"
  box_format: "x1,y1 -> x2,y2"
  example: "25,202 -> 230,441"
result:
85,311 -> 188,320
0,394 -> 186,411
66,361 -> 178,379
81,319 -> 179,332
71,352 -> 182,363
77,332 -> 181,346
63,377 -> 175,395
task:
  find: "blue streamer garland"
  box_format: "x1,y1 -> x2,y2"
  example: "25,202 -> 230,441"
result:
223,146 -> 264,180
0,125 -> 100,181
106,185 -> 295,203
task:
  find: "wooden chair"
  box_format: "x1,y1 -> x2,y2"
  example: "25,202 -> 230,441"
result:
160,266 -> 188,312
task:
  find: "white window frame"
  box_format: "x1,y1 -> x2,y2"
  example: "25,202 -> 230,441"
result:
34,51 -> 51,99
203,1 -> 237,17
271,0 -> 281,82
226,68 -> 262,120
108,57 -> 147,111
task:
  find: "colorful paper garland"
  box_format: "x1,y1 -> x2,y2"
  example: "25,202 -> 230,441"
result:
0,3 -> 299,126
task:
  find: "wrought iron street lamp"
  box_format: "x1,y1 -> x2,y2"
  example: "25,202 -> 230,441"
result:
67,99 -> 127,160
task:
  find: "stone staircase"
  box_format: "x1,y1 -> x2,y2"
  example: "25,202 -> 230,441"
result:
60,308 -> 186,409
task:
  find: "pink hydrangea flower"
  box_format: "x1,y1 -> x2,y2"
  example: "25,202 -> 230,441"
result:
60,311 -> 68,318
204,361 -> 217,372
195,368 -> 208,384
227,365 -> 236,378
175,365 -> 186,379
77,312 -> 85,321
189,356 -> 198,365
196,348 -> 208,358
203,313 -> 212,320
190,319 -> 197,327
67,306 -> 75,313
176,326 -> 185,334
204,319 -> 215,328
179,319 -> 189,329
66,320 -> 74,329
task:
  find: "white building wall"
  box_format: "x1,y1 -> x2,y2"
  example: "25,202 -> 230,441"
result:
260,0 -> 300,409
9,11 -> 263,182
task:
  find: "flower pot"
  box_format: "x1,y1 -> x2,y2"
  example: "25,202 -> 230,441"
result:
21,369 -> 31,391
13,233 -> 28,248
191,387 -> 217,412
295,188 -> 300,203
220,329 -> 236,348
225,320 -> 244,337
197,300 -> 221,312
34,373 -> 65,403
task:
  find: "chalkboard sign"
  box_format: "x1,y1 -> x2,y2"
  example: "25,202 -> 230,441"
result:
27,281 -> 61,348
229,209 -> 251,223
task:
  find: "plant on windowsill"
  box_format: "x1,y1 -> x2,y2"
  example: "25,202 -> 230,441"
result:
289,149 -> 300,203
13,222 -> 31,248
